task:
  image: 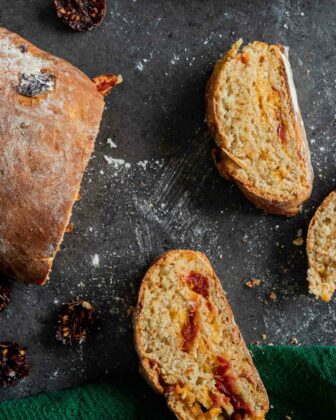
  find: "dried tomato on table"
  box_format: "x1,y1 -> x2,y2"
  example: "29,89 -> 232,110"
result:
0,342 -> 29,388
53,0 -> 106,32
55,300 -> 98,345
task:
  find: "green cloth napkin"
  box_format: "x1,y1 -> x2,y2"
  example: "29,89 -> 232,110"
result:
1,346 -> 335,419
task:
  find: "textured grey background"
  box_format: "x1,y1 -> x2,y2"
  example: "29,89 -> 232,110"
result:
0,0 -> 335,413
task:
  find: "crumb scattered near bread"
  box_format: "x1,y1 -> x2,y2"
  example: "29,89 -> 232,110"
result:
293,237 -> 304,246
289,336 -> 298,345
65,223 -> 74,233
269,291 -> 277,301
245,278 -> 261,288
127,306 -> 135,317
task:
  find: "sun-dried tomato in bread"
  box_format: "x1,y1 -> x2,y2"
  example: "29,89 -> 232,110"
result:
186,272 -> 209,298
181,301 -> 199,352
214,356 -> 252,417
55,300 -> 98,345
0,283 -> 11,312
0,342 -> 29,387
53,0 -> 106,32
93,74 -> 123,96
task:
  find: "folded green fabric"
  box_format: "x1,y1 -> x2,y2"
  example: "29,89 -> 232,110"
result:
1,346 -> 335,419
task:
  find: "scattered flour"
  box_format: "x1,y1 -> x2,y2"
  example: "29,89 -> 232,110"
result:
135,61 -> 144,71
104,155 -> 131,169
107,138 -> 117,148
137,160 -> 148,170
136,159 -> 164,170
170,54 -> 180,65
91,254 -> 100,268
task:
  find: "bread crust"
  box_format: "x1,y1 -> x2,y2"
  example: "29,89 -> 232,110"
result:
0,28 -> 105,284
307,191 -> 336,301
134,250 -> 269,419
206,40 -> 313,217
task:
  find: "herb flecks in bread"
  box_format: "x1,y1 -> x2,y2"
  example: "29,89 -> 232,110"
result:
134,250 -> 269,419
307,191 -> 336,302
206,40 -> 313,216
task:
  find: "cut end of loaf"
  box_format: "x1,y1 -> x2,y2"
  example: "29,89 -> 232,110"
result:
135,250 -> 269,419
206,39 -> 313,215
307,191 -> 336,302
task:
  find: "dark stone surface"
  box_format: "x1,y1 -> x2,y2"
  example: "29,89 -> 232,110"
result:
0,0 -> 335,412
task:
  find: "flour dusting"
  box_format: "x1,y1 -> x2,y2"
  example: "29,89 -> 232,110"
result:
107,138 -> 117,148
91,254 -> 100,267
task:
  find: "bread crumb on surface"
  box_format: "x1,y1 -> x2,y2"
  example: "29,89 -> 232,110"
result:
261,334 -> 267,341
269,291 -> 277,301
127,306 -> 135,317
245,278 -> 261,288
289,336 -> 298,345
65,223 -> 74,233
293,237 -> 304,246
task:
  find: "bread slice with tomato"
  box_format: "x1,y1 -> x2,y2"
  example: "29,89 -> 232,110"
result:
307,191 -> 336,302
206,39 -> 313,216
134,250 -> 269,419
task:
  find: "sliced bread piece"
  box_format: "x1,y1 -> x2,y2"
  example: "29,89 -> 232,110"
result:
206,39 -> 313,216
307,191 -> 336,302
134,250 -> 269,419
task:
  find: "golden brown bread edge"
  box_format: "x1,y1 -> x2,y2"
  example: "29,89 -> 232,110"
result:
0,27 -> 115,284
306,190 -> 336,302
206,40 -> 313,217
134,250 -> 269,419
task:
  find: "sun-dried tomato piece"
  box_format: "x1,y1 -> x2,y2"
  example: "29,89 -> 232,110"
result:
53,0 -> 106,32
214,356 -> 252,417
55,300 -> 98,345
277,122 -> 286,144
93,74 -> 123,96
186,272 -> 209,298
0,283 -> 11,312
181,306 -> 199,352
239,53 -> 249,65
0,342 -> 29,388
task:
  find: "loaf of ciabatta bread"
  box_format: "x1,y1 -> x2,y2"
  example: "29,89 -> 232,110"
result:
206,39 -> 313,216
134,250 -> 269,419
307,191 -> 336,302
0,28 -> 121,285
